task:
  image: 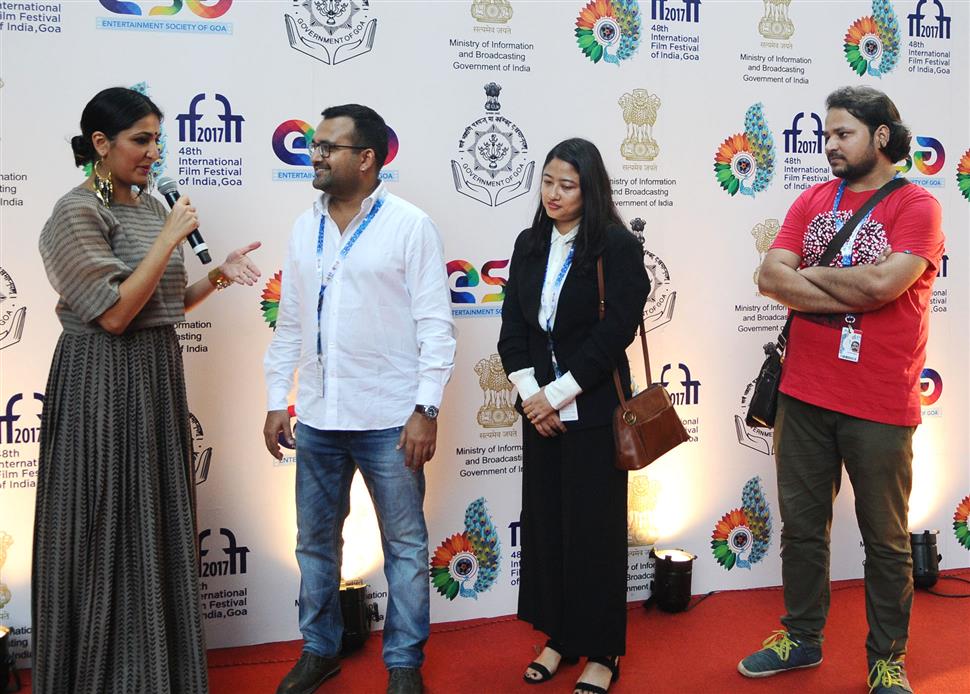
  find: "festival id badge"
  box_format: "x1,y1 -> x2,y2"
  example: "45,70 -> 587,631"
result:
838,315 -> 861,362
559,399 -> 579,422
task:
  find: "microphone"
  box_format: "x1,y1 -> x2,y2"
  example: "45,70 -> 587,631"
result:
156,176 -> 211,264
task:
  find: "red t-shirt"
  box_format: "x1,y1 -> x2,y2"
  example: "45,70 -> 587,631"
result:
771,179 -> 944,426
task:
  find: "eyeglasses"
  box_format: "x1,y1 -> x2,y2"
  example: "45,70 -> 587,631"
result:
307,141 -> 368,158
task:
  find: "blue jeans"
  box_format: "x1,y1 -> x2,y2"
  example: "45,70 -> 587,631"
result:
294,422 -> 429,669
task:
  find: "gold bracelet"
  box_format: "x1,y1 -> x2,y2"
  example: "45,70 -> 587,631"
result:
208,268 -> 231,290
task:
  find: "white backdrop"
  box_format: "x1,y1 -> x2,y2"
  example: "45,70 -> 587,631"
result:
1,0 -> 968,664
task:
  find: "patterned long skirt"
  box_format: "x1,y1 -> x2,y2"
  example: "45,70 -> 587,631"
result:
31,325 -> 208,693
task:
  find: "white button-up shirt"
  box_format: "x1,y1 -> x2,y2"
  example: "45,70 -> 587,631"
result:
264,183 -> 456,430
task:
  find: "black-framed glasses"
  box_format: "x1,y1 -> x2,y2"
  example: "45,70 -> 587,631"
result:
307,141 -> 368,158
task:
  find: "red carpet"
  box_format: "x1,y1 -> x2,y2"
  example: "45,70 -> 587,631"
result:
16,570 -> 970,693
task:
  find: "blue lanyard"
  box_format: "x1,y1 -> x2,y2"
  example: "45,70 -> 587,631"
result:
542,241 -> 574,378
315,197 -> 385,375
832,174 -> 896,267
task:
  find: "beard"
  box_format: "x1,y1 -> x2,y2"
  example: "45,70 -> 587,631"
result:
828,141 -> 880,182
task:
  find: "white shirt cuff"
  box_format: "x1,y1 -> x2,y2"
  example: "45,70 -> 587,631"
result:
507,367 -> 541,400
544,371 -> 582,410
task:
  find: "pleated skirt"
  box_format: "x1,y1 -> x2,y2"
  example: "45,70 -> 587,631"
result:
517,423 -> 629,657
31,325 -> 208,694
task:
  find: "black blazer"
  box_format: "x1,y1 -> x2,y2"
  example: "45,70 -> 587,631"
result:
498,224 -> 651,430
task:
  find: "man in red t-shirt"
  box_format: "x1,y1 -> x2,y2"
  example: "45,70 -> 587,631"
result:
737,87 -> 944,694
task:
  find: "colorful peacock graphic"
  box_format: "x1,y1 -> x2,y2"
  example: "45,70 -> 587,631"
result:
575,0 -> 640,66
430,497 -> 501,600
957,149 -> 970,202
261,270 -> 282,329
711,477 -> 772,570
954,494 -> 970,550
843,0 -> 900,78
714,103 -> 775,198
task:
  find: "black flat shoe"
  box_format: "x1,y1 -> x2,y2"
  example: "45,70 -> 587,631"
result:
573,656 -> 620,694
523,639 -> 580,685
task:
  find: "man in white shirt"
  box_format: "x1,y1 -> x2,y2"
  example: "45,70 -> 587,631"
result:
263,104 -> 455,694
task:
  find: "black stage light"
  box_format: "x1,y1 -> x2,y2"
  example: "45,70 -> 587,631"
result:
339,580 -> 371,653
910,530 -> 941,590
649,548 -> 696,613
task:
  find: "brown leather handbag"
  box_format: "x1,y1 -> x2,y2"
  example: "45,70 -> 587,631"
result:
597,257 -> 689,470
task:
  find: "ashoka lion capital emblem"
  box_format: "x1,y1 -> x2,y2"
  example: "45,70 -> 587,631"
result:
619,89 -> 661,162
475,354 -> 517,428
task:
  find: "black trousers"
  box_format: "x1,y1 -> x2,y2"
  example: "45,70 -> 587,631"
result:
517,422 -> 629,656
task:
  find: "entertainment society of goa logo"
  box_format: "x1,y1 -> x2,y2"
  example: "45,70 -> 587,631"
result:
631,219 -> 675,332
284,0 -> 377,65
430,498 -> 500,601
714,103 -> 774,198
843,0 -> 900,77
711,477 -> 772,571
451,83 -> 534,207
575,0 -> 641,65
958,148 -> 970,202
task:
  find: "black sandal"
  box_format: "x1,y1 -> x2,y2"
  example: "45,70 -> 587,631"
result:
573,656 -> 620,694
523,639 -> 579,685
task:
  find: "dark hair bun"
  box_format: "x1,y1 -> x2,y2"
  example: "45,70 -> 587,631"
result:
71,134 -> 95,167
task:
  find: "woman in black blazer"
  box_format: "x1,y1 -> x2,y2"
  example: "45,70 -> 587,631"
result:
498,138 -> 650,694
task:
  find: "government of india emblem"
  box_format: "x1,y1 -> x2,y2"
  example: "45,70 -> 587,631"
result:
451,83 -> 534,207
627,476 -> 661,547
0,532 -> 13,610
284,0 -> 377,65
750,218 -> 781,286
475,354 -> 517,428
619,89 -> 661,162
759,0 -> 794,40
631,219 -> 676,332
471,0 -> 512,23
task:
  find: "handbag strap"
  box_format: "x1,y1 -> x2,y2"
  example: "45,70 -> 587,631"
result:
597,256 -> 647,409
776,176 -> 909,349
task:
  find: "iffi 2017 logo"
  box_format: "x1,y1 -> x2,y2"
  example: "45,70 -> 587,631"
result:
783,112 -> 823,155
430,498 -> 500,601
284,0 -> 377,65
451,83 -> 534,207
907,0 -> 951,39
843,0 -> 900,77
711,477 -> 772,571
177,94 -> 244,143
957,148 -> 970,201
659,363 -> 700,406
574,0 -> 641,65
714,103 -> 774,198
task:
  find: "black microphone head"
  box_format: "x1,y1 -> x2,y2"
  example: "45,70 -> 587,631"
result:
157,176 -> 178,196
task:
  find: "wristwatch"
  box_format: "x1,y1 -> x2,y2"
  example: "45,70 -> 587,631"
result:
414,404 -> 439,420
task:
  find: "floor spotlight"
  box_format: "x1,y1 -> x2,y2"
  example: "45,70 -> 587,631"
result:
649,548 -> 696,613
910,530 -> 941,590
339,580 -> 372,653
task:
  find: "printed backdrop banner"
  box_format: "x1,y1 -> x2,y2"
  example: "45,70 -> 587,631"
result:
1,0 -> 968,664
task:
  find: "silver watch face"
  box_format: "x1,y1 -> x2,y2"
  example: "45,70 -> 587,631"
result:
421,405 -> 439,419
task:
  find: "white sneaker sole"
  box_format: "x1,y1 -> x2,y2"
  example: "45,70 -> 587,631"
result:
737,657 -> 823,678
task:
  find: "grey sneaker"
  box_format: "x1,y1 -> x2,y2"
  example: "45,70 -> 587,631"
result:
387,667 -> 423,694
738,630 -> 823,678
868,657 -> 913,693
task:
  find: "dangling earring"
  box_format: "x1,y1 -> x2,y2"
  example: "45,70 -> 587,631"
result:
139,166 -> 156,197
93,159 -> 114,206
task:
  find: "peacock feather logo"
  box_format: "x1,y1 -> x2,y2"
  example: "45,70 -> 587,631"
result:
261,270 -> 282,329
711,477 -> 772,570
843,0 -> 900,78
714,103 -> 775,198
954,494 -> 970,550
575,0 -> 640,65
430,497 -> 501,600
957,149 -> 970,202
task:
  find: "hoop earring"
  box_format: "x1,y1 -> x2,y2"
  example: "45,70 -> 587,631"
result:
93,159 -> 114,207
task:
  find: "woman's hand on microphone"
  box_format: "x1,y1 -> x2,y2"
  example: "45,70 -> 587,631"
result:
219,242 -> 263,286
159,195 -> 199,249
